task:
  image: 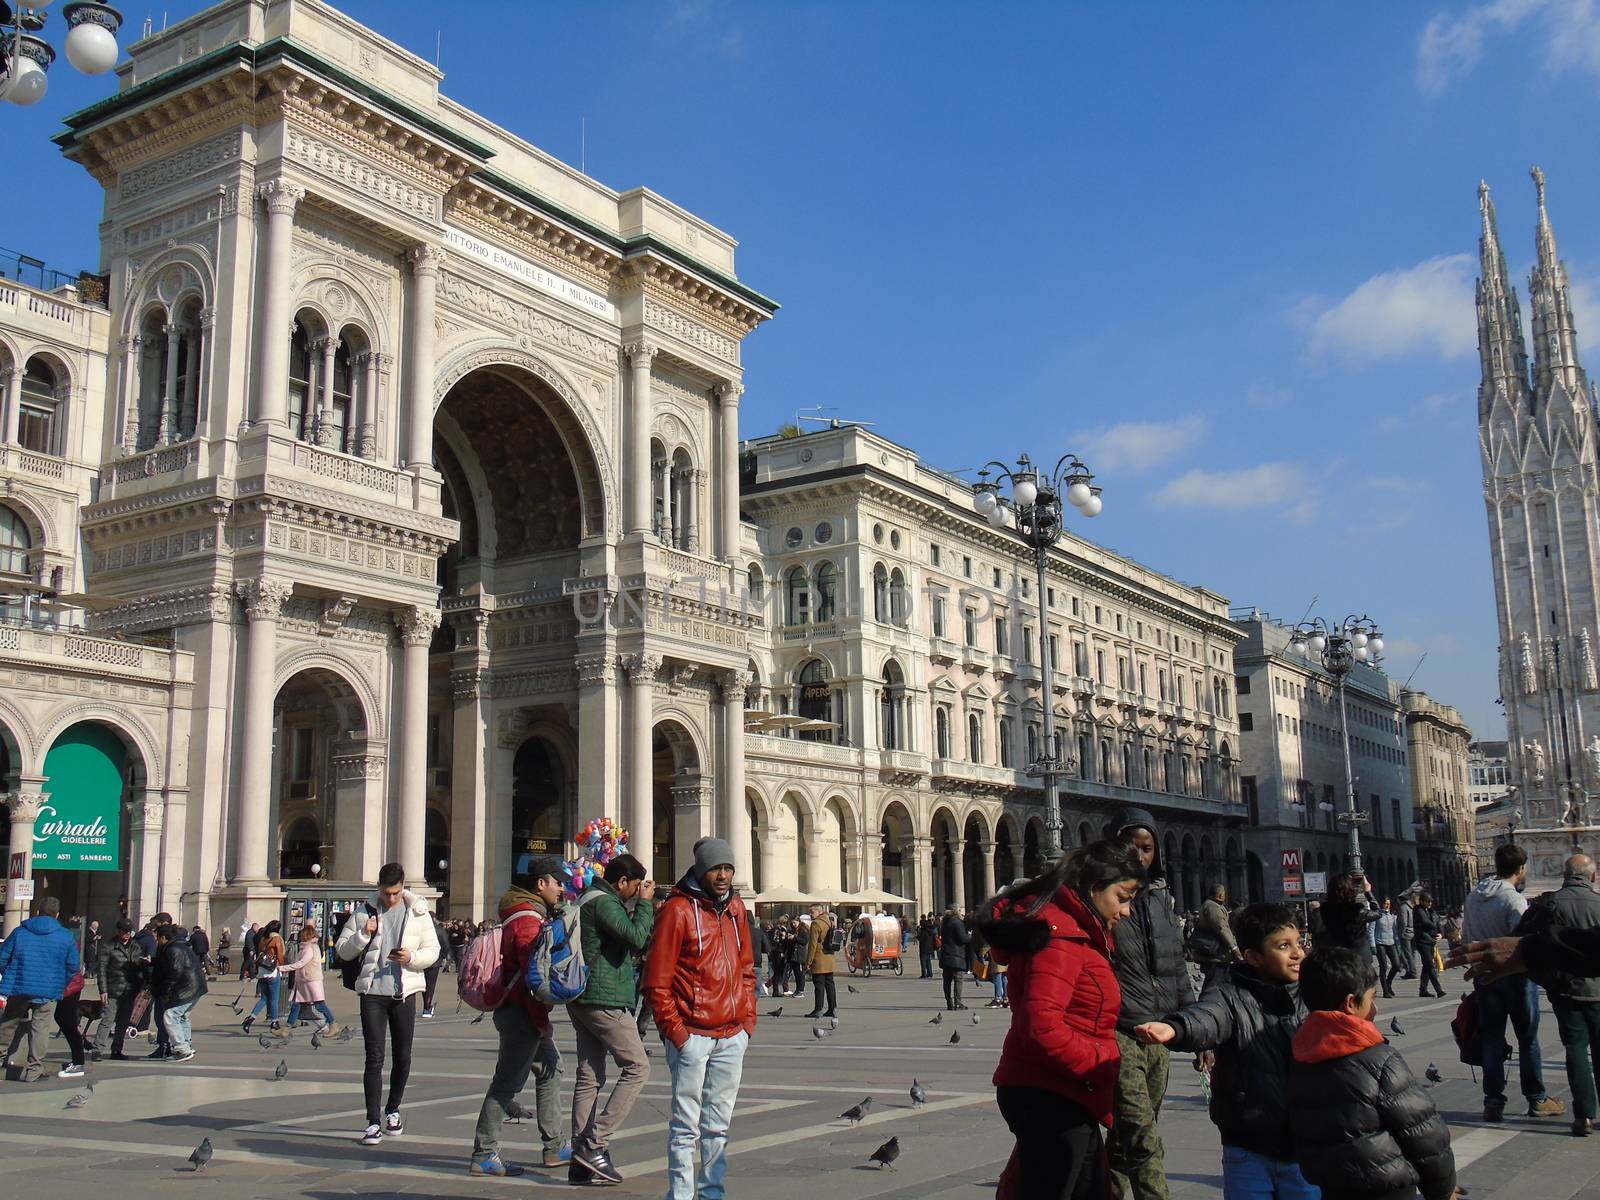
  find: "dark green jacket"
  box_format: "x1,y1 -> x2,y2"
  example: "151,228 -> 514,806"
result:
574,878 -> 654,1009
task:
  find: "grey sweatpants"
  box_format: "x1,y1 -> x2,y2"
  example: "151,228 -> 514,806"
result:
473,1003 -> 562,1157
569,1001 -> 651,1157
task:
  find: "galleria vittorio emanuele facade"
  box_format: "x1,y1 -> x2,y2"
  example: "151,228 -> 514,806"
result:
0,0 -> 1248,934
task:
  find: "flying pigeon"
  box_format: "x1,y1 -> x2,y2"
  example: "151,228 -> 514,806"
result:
839,1097 -> 873,1123
949,1030 -> 961,1045
766,1007 -> 784,1018
188,1137 -> 213,1172
1389,1017 -> 1406,1037
273,1059 -> 288,1081
928,1012 -> 943,1025
847,984 -> 859,994
812,1025 -> 832,1040
971,1010 -> 980,1025
909,1079 -> 927,1107
64,1083 -> 93,1110
311,1026 -> 324,1051
1426,1063 -> 1443,1085
470,1011 -> 487,1025
868,1136 -> 900,1170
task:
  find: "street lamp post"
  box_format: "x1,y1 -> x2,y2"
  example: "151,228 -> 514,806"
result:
0,2 -> 122,108
971,454 -> 1103,863
1288,614 -> 1385,877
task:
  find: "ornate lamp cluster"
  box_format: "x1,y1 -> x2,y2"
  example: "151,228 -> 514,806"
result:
0,1 -> 122,108
1286,614 -> 1384,877
970,454 -> 1103,862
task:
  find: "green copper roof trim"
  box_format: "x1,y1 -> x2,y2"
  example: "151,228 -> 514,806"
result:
56,36 -> 495,160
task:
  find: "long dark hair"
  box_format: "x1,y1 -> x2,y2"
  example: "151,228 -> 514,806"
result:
999,839 -> 1146,919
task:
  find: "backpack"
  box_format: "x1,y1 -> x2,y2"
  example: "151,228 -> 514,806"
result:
824,920 -> 846,955
339,905 -> 377,992
525,897 -> 591,1005
457,910 -> 535,1012
1451,989 -> 1482,1067
1513,892 -> 1578,997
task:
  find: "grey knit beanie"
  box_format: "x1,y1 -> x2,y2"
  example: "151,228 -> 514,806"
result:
693,836 -> 736,877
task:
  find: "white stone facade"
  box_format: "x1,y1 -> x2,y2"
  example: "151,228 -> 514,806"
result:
1402,689 -> 1475,907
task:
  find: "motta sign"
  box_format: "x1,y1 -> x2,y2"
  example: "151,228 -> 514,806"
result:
32,801 -> 119,871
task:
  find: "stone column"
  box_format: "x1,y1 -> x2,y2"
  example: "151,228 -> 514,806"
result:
255,181 -> 304,428
181,319 -> 202,438
395,605 -> 441,882
195,307 -> 216,432
576,651 -> 621,826
625,343 -> 657,535
358,352 -> 379,458
2,788 -> 45,936
717,381 -> 743,561
234,578 -> 292,882
672,781 -> 713,879
720,670 -> 753,891
157,323 -> 182,444
116,336 -> 140,453
127,793 -> 163,927
1,368 -> 19,447
953,839 -> 968,912
314,335 -> 339,447
980,839 -> 997,903
623,653 -> 661,865
405,245 -> 445,468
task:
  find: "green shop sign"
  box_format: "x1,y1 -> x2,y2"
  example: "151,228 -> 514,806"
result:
34,723 -> 126,872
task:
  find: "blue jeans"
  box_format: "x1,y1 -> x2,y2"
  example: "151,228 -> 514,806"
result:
994,971 -> 1008,1000
1222,1146 -> 1320,1200
163,999 -> 197,1055
248,976 -> 282,1021
1479,975 -> 1548,1112
287,1000 -> 337,1027
664,1030 -> 748,1200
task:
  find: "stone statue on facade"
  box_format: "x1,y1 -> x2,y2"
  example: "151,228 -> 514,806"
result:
1581,628 -> 1598,691
1520,632 -> 1538,695
1525,737 -> 1547,786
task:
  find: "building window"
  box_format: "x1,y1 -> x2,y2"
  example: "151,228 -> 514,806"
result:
814,562 -> 838,622
1071,596 -> 1080,616
932,595 -> 946,638
1047,587 -> 1056,608
1049,634 -> 1060,670
873,563 -> 888,622
1371,794 -> 1383,837
962,555 -> 972,578
890,567 -> 909,625
785,526 -> 803,549
930,543 -> 941,566
0,504 -> 31,577
995,617 -> 1009,657
1079,733 -> 1092,780
1392,798 -> 1403,841
964,606 -> 977,646
785,565 -> 809,625
1239,712 -> 1254,732
1100,739 -> 1112,782
1094,604 -> 1103,625
967,712 -> 982,762
17,359 -> 62,455
1026,724 -> 1040,763
747,563 -> 764,601
935,707 -> 951,758
998,716 -> 1014,767
1118,657 -> 1130,689
993,566 -> 1003,588
1095,649 -> 1106,683
881,661 -> 906,751
288,322 -> 313,440
797,659 -> 835,743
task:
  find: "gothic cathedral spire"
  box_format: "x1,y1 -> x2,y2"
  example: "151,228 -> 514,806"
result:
1476,179 -> 1529,423
1527,165 -> 1590,409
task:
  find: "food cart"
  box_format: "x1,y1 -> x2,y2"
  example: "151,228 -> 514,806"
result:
844,913 -> 904,976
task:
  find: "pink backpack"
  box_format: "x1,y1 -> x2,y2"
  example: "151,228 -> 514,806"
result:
457,911 -> 535,1012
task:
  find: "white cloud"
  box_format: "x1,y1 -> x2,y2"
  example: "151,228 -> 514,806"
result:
1417,0 -> 1600,93
1075,415 -> 1208,472
1153,462 -> 1313,519
1306,255 -> 1476,362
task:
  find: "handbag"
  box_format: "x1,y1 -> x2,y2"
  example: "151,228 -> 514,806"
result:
64,967 -> 86,999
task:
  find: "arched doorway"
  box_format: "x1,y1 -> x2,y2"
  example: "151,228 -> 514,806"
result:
1023,819 -> 1043,878
822,795 -> 853,892
273,668 -> 370,883
280,816 -> 322,879
879,800 -> 915,903
774,792 -> 805,890
511,735 -> 567,877
652,721 -> 702,884
994,817 -> 1017,888
931,808 -> 960,912
37,721 -> 141,923
425,807 -> 450,892
963,813 -> 988,908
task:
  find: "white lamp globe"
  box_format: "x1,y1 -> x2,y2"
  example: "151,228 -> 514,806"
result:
66,21 -> 119,74
1012,479 -> 1038,507
310,862 -> 321,876
1066,480 -> 1092,509
438,859 -> 449,871
1351,631 -> 1368,649
1081,493 -> 1103,517
986,504 -> 1007,528
6,56 -> 48,106
973,490 -> 997,515
1309,634 -> 1327,654
1369,636 -> 1384,655
1353,645 -> 1369,662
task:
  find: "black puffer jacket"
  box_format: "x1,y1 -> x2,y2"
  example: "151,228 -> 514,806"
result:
1165,964 -> 1303,1159
1288,1011 -> 1456,1200
1109,806 -> 1193,1032
1319,894 -> 1380,956
938,913 -> 970,971
96,937 -> 148,998
151,933 -> 208,1007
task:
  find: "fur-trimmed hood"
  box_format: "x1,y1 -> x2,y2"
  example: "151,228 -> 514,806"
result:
979,885 -> 1107,959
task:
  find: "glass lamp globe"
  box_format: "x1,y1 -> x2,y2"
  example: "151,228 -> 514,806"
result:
1081,492 -> 1103,517
66,20 -> 119,74
1369,636 -> 1384,654
1351,631 -> 1368,648
6,56 -> 48,106
973,489 -> 997,515
1066,480 -> 1092,509
1353,645 -> 1369,662
986,504 -> 1007,528
1309,634 -> 1326,654
438,859 -> 449,871
1012,478 -> 1038,507
310,863 -> 322,876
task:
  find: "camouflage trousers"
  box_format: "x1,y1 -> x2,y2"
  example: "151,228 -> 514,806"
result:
1108,1031 -> 1171,1200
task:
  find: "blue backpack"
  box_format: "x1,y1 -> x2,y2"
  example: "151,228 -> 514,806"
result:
524,897 -> 590,1005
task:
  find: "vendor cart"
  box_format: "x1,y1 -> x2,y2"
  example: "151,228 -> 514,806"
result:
844,913 -> 904,976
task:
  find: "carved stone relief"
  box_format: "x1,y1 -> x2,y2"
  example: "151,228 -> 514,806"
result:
118,132 -> 243,203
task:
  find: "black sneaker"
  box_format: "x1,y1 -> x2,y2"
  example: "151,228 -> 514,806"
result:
146,1048 -> 171,1060
568,1162 -> 595,1186
573,1149 -> 623,1184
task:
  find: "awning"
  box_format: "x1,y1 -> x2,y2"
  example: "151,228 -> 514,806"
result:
848,887 -> 918,906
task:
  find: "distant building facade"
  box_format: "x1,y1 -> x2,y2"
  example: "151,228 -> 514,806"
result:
1402,690 -> 1475,907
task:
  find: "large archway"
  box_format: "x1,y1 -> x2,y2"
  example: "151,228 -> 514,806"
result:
273,667 -> 371,883
931,807 -> 960,912
880,799 -> 915,903
962,812 -> 989,908
511,735 -> 568,877
652,720 -> 702,883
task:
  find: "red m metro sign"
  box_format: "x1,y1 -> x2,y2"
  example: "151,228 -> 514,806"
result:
1281,848 -> 1303,897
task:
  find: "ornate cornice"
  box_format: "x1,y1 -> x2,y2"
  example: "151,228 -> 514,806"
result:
67,76 -> 256,188
447,187 -> 620,290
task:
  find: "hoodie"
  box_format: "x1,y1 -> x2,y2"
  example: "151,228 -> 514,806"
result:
642,868 -> 756,1047
1109,806 -> 1194,1032
497,885 -> 554,1034
1288,1011 -> 1456,1200
0,914 -> 81,1000
1463,875 -> 1528,943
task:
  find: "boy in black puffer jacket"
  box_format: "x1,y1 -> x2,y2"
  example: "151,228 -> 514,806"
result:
1135,903 -> 1314,1198
1288,947 -> 1458,1200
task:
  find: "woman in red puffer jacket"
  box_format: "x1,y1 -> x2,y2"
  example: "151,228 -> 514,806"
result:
979,839 -> 1146,1200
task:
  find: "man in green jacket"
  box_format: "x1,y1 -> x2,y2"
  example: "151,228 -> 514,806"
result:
568,853 -> 655,1186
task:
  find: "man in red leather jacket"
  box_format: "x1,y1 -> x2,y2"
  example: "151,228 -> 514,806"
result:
643,837 -> 756,1200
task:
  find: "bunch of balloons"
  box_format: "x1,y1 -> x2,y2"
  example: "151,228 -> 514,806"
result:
562,816 -> 631,899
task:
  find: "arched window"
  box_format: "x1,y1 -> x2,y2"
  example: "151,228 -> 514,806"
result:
814,561 -> 837,622
1100,738 -> 1112,782
873,563 -> 888,622
998,716 -> 1014,767
18,359 -> 61,455
1123,742 -> 1133,785
1163,750 -> 1174,792
650,438 -> 669,539
0,504 -> 31,576
1026,723 -> 1040,764
797,659 -> 835,743
1179,755 -> 1191,794
889,567 -> 909,625
287,320 -> 314,440
935,706 -> 951,758
1143,747 -> 1153,787
747,563 -> 765,602
1078,733 -> 1091,780
881,660 -> 906,750
329,337 -> 355,453
967,712 -> 982,763
785,565 -> 809,625
671,448 -> 694,550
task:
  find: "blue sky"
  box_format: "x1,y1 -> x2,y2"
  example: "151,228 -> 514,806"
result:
10,0 -> 1600,737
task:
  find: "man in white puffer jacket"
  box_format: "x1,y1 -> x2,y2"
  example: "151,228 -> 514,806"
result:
336,862 -> 441,1146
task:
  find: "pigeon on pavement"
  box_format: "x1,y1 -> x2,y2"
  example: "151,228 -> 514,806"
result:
273,1059 -> 289,1081
847,984 -> 859,994
1426,1063 -> 1443,1084
829,1017 -> 839,1030
1389,1017 -> 1405,1036
949,1030 -> 961,1045
336,1025 -> 356,1042
971,1011 -> 980,1025
909,1079 -> 927,1107
812,1025 -> 832,1040
766,1007 -> 784,1018
64,1083 -> 93,1110
928,1012 -> 943,1025
839,1097 -> 873,1123
311,1026 -> 324,1051
869,1136 -> 900,1170
188,1137 -> 213,1172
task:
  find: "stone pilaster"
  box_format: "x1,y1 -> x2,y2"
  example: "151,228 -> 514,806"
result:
234,578 -> 293,882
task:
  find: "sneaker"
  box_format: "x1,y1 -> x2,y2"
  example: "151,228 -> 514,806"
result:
1483,1107 -> 1504,1123
1530,1097 -> 1568,1118
360,1124 -> 383,1147
241,1016 -> 254,1034
572,1149 -> 623,1184
421,1007 -> 435,1019
384,1111 -> 404,1136
172,1049 -> 196,1063
58,1063 -> 85,1078
89,1051 -> 103,1062
568,1162 -> 596,1186
542,1143 -> 572,1168
145,1048 -> 171,1060
109,1052 -> 132,1061
469,1151 -> 524,1177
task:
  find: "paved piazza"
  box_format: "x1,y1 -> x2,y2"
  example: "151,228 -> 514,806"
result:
2,966 -> 1597,1199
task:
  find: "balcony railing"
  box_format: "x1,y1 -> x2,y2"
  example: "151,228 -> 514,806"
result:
0,445 -> 68,481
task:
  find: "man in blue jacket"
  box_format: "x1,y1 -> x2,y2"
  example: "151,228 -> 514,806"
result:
0,896 -> 82,1082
